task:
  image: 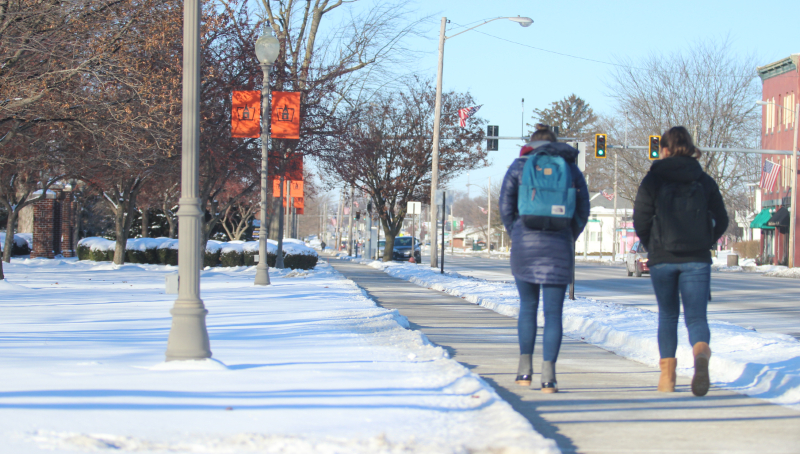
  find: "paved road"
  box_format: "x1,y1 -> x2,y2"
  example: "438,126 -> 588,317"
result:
328,258 -> 800,454
429,253 -> 800,339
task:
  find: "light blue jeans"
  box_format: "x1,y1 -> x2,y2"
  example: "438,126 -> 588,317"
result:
649,262 -> 711,358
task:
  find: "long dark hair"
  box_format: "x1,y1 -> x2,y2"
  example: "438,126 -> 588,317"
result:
661,126 -> 702,159
529,123 -> 557,142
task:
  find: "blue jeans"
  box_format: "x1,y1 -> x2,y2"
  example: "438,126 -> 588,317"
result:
649,262 -> 711,358
515,278 -> 567,362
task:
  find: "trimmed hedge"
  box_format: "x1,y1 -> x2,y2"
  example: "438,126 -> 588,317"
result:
77,241 -> 316,270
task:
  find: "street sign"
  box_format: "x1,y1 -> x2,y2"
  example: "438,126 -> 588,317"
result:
407,201 -> 421,215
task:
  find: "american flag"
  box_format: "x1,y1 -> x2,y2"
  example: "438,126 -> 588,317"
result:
458,105 -> 482,128
760,160 -> 781,191
478,206 -> 488,214
602,190 -> 615,201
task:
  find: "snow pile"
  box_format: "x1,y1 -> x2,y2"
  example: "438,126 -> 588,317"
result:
352,257 -> 800,410
77,237 -> 316,257
0,231 -> 32,249
0,258 -> 557,454
763,267 -> 800,278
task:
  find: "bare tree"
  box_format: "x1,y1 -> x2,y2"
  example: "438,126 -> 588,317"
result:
605,38 -> 762,224
317,79 -> 488,260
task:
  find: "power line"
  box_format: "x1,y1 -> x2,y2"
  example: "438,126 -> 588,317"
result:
450,21 -> 766,81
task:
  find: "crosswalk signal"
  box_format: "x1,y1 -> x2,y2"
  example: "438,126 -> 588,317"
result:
487,125 -> 499,151
648,135 -> 661,160
594,133 -> 607,158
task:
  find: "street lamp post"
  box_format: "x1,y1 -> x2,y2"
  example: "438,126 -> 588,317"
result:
165,0 -> 211,361
756,100 -> 800,267
254,28 -> 280,285
429,16 -> 533,268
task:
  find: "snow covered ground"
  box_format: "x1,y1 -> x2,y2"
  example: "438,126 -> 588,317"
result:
0,257 -> 557,454
341,256 -> 800,412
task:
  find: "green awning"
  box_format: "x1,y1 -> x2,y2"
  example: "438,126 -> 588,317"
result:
750,208 -> 774,229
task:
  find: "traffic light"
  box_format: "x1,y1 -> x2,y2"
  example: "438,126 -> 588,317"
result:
648,135 -> 661,160
594,133 -> 607,158
355,211 -> 361,221
487,125 -> 498,151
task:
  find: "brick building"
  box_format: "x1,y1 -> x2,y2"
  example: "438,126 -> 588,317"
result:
754,54 -> 799,266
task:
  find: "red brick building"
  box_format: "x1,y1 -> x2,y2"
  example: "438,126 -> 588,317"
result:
755,54 -> 799,265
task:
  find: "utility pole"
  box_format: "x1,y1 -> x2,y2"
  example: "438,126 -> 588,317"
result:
336,189 -> 343,252
790,103 -> 799,268
348,185 -> 355,256
320,201 -> 326,245
287,182 -> 292,239
450,204 -> 455,255
487,176 -> 492,249
521,98 -> 525,139
613,115 -> 625,261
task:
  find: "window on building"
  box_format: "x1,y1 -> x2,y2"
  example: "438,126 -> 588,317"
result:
767,98 -> 774,133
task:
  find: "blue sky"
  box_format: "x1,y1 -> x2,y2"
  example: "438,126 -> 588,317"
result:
400,0 -> 800,193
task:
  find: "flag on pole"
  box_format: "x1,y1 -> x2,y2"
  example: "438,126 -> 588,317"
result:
458,105 -> 482,127
478,206 -> 488,214
602,190 -> 615,201
760,160 -> 781,191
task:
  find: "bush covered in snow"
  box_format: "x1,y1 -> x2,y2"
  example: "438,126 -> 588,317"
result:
76,237 -> 318,269
0,232 -> 32,256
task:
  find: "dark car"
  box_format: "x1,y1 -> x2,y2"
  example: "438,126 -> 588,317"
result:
626,241 -> 649,277
392,237 -> 421,262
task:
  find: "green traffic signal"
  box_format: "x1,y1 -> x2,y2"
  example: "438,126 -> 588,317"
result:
648,135 -> 661,161
594,133 -> 607,158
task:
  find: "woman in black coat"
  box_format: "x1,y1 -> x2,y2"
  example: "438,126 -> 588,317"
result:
499,124 -> 590,393
633,126 -> 728,397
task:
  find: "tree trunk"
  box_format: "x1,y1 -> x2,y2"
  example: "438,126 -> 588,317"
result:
162,197 -> 177,239
3,210 -> 19,263
141,208 -> 149,238
0,247 -> 4,279
18,205 -> 33,233
112,205 -> 127,265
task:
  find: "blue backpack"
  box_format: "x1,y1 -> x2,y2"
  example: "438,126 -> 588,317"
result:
518,151 -> 576,231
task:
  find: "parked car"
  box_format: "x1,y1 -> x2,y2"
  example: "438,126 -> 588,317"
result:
391,237 -> 421,262
377,240 -> 385,259
626,241 -> 649,277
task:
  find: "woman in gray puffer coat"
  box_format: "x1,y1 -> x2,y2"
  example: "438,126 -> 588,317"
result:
499,124 -> 590,393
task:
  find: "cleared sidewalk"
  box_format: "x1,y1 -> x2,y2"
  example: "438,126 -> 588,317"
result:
328,258 -> 800,454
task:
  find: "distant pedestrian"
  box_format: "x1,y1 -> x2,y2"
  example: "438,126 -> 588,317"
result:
633,126 -> 728,396
499,124 -> 590,393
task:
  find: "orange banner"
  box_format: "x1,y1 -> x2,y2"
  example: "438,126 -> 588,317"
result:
272,179 -> 303,198
268,153 -> 303,181
271,92 -> 301,139
283,195 -> 304,210
231,91 -> 260,138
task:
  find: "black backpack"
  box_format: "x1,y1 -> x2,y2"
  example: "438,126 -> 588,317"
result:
652,177 -> 714,252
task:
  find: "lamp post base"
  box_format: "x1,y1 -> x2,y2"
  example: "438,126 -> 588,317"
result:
165,304 -> 211,361
254,262 -> 271,285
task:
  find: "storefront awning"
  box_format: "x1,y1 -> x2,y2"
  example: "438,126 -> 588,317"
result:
767,207 -> 790,227
750,208 -> 774,229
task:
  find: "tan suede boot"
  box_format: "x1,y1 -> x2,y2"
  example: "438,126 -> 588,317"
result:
658,358 -> 677,392
692,342 -> 711,397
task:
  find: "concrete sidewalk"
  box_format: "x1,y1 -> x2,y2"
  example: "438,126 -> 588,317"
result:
327,258 -> 800,454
